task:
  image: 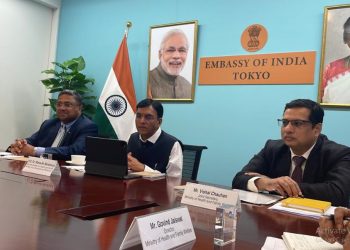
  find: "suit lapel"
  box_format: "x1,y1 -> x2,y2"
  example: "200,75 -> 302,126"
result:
59,116 -> 82,146
47,121 -> 61,146
303,137 -> 322,182
274,150 -> 292,177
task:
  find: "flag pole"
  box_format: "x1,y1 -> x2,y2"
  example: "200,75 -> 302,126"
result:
125,21 -> 132,38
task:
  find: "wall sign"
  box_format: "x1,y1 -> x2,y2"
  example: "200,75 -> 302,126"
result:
198,51 -> 316,85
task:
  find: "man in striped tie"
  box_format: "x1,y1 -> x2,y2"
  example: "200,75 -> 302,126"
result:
9,90 -> 98,160
232,99 -> 350,206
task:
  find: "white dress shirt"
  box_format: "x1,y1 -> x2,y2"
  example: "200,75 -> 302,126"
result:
139,128 -> 183,177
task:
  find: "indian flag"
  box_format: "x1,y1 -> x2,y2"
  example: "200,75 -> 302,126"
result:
94,35 -> 137,141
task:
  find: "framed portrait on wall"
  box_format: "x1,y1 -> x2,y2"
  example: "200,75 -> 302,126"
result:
318,4 -> 350,107
147,20 -> 198,102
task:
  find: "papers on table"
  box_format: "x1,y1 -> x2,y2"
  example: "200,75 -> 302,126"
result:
282,232 -> 342,250
261,237 -> 288,250
268,201 -> 336,219
62,165 -> 85,172
234,189 -> 283,205
262,232 -> 343,250
0,152 -> 12,157
1,152 -> 23,160
128,171 -> 165,180
0,152 -> 28,161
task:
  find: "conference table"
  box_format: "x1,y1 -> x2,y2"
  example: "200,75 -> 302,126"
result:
0,158 -> 320,250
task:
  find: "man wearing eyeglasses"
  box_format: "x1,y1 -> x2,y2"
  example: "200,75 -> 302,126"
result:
232,99 -> 350,206
9,90 -> 98,160
127,99 -> 183,177
148,29 -> 192,99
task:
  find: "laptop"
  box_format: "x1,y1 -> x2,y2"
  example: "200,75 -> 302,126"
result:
85,136 -> 139,179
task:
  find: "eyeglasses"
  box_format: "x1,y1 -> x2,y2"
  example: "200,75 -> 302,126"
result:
56,102 -> 77,108
277,119 -> 313,128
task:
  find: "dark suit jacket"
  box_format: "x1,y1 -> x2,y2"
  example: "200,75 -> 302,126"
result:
232,134 -> 350,206
26,115 -> 98,160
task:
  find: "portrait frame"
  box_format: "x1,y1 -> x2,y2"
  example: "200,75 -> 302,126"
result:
318,4 -> 350,108
147,20 -> 198,102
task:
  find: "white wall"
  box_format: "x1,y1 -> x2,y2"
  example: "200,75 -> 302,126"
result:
0,0 -> 60,149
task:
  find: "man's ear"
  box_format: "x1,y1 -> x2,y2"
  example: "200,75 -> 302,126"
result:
78,104 -> 83,112
158,117 -> 163,125
314,123 -> 322,136
158,50 -> 162,60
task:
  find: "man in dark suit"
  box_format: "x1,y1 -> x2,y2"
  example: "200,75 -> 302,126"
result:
232,99 -> 350,206
9,90 -> 98,160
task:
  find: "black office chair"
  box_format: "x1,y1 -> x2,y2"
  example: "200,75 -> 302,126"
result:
182,144 -> 208,181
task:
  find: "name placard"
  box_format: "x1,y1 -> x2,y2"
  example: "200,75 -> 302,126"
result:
22,157 -> 61,176
120,207 -> 195,250
181,183 -> 240,211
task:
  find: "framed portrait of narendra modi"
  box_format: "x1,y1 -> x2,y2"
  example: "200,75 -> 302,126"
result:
147,20 -> 198,102
318,4 -> 350,107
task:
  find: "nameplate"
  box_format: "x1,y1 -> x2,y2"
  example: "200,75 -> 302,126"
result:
22,157 -> 61,176
181,183 -> 241,211
120,207 -> 196,250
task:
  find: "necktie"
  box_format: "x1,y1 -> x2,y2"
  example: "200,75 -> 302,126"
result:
291,156 -> 306,183
51,125 -> 66,147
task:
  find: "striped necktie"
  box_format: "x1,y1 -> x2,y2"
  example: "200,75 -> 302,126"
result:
51,124 -> 66,147
291,156 -> 305,183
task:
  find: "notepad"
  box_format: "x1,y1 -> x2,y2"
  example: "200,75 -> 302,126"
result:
282,232 -> 342,250
281,197 -> 331,213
